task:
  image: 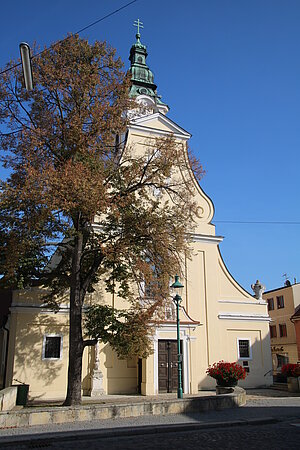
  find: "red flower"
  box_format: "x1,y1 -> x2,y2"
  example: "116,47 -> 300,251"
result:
281,364 -> 300,378
206,360 -> 247,383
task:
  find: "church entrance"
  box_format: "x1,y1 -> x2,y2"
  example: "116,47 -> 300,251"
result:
158,340 -> 183,393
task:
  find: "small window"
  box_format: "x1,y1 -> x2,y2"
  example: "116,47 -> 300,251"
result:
279,324 -> 287,338
277,295 -> 284,309
238,339 -> 251,359
43,335 -> 62,360
270,325 -> 277,338
267,298 -> 274,311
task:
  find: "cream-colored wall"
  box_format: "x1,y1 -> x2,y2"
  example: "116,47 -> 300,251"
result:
7,288 -> 138,399
127,125 -> 215,237
6,110 -> 273,399
6,289 -> 92,401
183,239 -> 272,391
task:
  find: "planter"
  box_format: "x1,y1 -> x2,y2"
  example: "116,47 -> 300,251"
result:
287,377 -> 299,393
216,380 -> 238,388
12,384 -> 29,406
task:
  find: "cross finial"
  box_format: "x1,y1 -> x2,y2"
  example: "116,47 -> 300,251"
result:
133,18 -> 144,36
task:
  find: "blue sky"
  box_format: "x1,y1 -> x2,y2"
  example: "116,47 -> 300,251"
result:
1,0 -> 299,292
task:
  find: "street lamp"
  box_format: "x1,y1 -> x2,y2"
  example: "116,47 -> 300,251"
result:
170,275 -> 184,399
19,42 -> 33,91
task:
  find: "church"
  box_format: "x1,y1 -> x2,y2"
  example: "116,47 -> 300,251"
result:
0,26 -> 272,400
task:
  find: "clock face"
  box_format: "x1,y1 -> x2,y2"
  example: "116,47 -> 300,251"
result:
139,87 -> 148,95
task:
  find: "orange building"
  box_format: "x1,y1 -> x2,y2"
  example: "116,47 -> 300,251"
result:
290,306 -> 300,362
263,282 -> 300,379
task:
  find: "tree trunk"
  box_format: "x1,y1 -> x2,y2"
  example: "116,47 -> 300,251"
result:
64,303 -> 84,405
64,228 -> 84,406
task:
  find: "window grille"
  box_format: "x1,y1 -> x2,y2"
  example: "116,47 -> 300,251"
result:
238,339 -> 250,359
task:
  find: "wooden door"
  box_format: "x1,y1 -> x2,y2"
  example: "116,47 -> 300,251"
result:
158,340 -> 183,393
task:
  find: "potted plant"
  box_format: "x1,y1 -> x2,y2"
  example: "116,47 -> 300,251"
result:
281,364 -> 300,393
206,361 -> 247,388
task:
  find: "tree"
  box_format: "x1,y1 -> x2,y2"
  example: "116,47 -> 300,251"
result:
0,35 -> 203,405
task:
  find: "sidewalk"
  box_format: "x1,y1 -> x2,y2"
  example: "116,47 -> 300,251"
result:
0,388 -> 299,446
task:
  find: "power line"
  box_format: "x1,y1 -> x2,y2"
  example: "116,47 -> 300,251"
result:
75,0 -> 138,35
0,0 -> 138,76
214,220 -> 300,225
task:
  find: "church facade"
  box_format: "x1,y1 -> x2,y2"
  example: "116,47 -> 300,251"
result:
2,29 -> 272,400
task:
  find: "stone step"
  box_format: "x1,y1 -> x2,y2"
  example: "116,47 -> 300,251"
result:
270,383 -> 288,391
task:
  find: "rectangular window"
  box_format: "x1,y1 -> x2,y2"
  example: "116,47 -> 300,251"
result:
267,298 -> 274,311
43,335 -> 62,359
277,295 -> 284,309
238,339 -> 251,359
279,324 -> 287,338
270,325 -> 277,338
277,354 -> 289,368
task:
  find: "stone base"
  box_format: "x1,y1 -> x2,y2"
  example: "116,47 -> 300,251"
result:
216,385 -> 246,401
90,370 -> 105,397
287,377 -> 299,393
216,385 -> 235,395
90,389 -> 105,397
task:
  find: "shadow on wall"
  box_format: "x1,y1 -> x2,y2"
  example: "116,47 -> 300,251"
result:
11,313 -> 68,400
199,329 -> 273,390
102,343 -> 138,395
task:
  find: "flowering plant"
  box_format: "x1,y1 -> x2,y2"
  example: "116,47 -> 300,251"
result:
281,364 -> 300,378
206,361 -> 247,385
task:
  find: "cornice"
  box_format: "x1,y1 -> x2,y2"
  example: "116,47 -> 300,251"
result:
190,233 -> 224,244
218,312 -> 271,322
218,299 -> 267,305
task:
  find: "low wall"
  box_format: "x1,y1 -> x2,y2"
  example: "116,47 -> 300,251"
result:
0,387 -> 18,412
0,389 -> 246,429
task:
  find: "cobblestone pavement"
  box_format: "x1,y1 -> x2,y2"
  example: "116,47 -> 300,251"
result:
2,422 -> 300,449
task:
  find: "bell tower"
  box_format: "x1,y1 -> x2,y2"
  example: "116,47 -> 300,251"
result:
129,19 -> 169,114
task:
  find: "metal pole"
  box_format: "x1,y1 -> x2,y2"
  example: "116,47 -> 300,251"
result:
175,294 -> 183,399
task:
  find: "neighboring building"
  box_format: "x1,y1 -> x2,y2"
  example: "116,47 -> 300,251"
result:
263,282 -> 300,378
291,305 -> 300,363
1,28 -> 273,401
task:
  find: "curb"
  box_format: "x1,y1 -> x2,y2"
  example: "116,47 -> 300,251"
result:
0,417 -> 279,447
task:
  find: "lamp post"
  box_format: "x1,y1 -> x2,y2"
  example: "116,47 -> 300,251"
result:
171,275 -> 184,399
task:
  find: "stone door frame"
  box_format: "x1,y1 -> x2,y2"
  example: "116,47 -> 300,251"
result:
153,325 -> 194,394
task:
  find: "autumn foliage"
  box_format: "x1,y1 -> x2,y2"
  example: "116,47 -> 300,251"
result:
0,35 -> 203,404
